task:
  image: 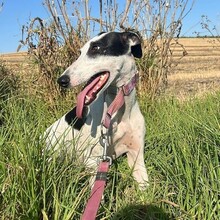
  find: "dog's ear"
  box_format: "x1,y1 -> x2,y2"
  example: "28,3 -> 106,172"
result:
122,32 -> 142,58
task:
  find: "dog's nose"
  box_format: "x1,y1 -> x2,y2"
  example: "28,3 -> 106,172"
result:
57,75 -> 70,88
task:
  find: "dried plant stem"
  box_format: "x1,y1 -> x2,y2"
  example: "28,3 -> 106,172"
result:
19,0 -> 195,99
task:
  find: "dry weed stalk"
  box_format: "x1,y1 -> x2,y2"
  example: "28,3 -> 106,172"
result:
196,15 -> 220,45
19,0 -> 194,100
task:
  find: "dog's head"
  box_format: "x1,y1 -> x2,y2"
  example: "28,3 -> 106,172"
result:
57,31 -> 142,108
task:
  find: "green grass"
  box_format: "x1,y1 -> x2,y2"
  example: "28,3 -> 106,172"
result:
0,91 -> 220,219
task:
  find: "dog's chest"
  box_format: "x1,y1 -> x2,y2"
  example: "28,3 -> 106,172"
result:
112,121 -> 133,145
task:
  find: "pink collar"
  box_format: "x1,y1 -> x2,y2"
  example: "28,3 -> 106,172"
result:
102,72 -> 138,128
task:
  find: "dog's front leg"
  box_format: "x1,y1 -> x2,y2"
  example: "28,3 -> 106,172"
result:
127,145 -> 149,190
126,105 -> 149,190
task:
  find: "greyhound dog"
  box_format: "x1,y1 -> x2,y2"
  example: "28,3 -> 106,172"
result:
44,31 -> 149,189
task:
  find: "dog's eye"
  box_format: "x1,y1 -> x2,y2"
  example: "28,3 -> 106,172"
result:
91,45 -> 100,51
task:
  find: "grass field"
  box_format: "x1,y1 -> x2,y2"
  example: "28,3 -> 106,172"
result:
0,38 -> 220,219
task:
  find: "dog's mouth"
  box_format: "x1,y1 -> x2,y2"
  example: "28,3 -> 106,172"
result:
76,71 -> 110,118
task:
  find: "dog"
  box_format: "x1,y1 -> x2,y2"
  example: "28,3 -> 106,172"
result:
44,31 -> 149,189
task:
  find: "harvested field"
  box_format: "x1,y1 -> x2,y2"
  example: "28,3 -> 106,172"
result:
1,38 -> 220,98
0,51 -> 28,66
0,51 -> 32,75
172,38 -> 220,71
168,38 -> 220,98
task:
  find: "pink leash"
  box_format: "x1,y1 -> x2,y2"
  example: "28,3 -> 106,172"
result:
81,161 -> 110,220
81,72 -> 138,219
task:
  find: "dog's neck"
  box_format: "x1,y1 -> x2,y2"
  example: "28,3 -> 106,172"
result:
103,70 -> 138,125
86,70 -> 137,136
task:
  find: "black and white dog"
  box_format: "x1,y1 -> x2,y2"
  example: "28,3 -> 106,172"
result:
44,31 -> 149,189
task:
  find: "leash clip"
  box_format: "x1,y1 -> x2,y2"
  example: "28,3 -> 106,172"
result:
100,125 -> 112,165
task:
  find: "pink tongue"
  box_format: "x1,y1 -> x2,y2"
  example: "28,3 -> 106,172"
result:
76,76 -> 101,118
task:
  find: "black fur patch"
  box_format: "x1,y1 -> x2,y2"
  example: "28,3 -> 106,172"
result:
87,32 -> 129,58
65,107 -> 86,130
87,32 -> 142,58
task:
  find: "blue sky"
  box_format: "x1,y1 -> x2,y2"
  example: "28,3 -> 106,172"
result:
0,0 -> 219,53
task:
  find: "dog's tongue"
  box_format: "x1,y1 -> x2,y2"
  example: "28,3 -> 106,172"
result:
76,76 -> 100,118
